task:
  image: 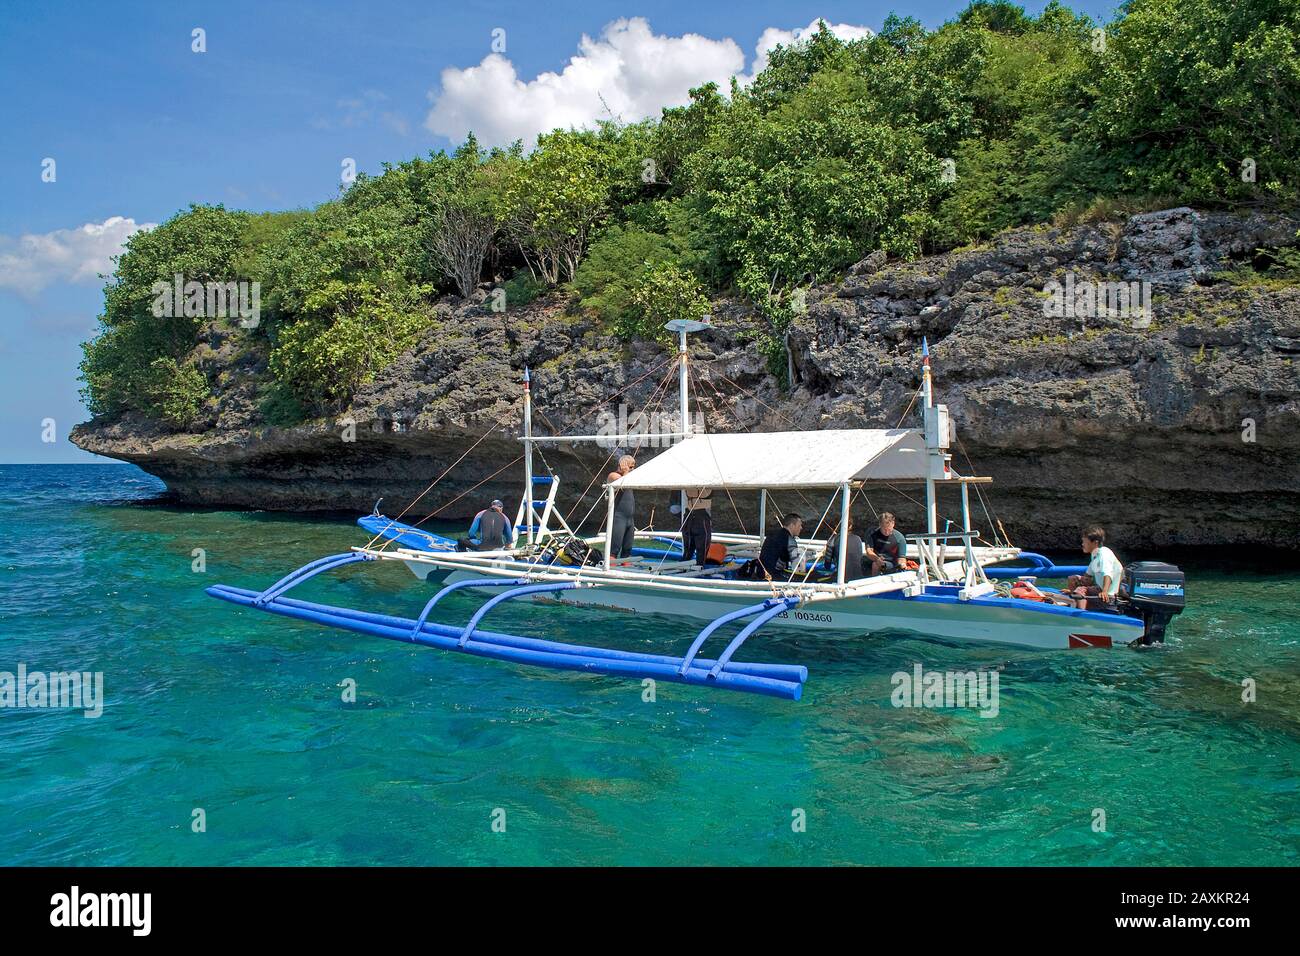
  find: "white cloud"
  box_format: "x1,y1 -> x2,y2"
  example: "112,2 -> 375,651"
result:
0,217 -> 153,297
426,17 -> 744,147
424,17 -> 874,148
749,19 -> 876,79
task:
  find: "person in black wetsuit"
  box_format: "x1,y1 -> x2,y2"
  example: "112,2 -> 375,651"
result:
754,513 -> 803,578
680,487 -> 713,566
865,511 -> 907,575
607,455 -> 637,558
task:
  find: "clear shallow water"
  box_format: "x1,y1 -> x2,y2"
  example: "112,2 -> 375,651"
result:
0,463 -> 1296,866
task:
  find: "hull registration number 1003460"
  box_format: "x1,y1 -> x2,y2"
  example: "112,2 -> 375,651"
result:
778,609 -> 835,624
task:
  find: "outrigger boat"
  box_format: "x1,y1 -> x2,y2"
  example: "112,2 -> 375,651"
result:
208,323 -> 1186,701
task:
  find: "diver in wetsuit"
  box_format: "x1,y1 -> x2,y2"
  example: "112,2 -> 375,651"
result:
456,499 -> 514,551
607,455 -> 637,558
754,513 -> 804,578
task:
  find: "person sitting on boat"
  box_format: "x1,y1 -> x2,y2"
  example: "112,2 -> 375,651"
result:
865,512 -> 907,576
753,513 -> 803,578
1065,525 -> 1123,609
456,499 -> 513,552
823,516 -> 867,580
681,486 -> 713,566
606,455 -> 637,559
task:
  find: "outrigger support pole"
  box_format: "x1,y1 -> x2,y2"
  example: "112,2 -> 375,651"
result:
458,581 -> 580,647
253,551 -> 374,607
678,597 -> 798,676
209,583 -> 806,699
411,577 -> 529,638
709,599 -> 801,678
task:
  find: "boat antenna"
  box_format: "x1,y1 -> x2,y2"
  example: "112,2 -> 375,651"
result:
664,315 -> 712,439
921,336 -> 933,411
664,315 -> 712,515
921,337 -> 939,536
522,366 -> 534,546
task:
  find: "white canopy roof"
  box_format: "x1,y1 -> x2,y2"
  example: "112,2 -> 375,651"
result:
610,429 -> 933,490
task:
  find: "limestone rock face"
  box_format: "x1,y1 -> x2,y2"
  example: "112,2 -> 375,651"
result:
71,209 -> 1300,550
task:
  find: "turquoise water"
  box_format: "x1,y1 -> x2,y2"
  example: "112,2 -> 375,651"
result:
1,463 -> 1297,865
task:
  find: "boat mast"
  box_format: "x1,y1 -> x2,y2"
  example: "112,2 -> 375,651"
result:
664,316 -> 711,519
604,485 -> 615,570
678,323 -> 691,442
837,482 -> 850,586
523,367 -> 534,546
677,322 -> 690,517
921,338 -> 938,537
598,316 -> 713,566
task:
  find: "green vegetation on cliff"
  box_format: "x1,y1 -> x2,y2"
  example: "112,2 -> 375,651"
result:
80,0 -> 1300,424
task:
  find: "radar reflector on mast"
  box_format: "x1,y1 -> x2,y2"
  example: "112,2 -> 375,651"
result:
664,317 -> 712,333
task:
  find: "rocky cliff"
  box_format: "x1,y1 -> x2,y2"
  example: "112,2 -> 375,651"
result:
71,207 -> 1300,550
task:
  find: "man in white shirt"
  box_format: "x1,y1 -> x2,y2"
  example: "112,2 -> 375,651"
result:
1066,525 -> 1123,609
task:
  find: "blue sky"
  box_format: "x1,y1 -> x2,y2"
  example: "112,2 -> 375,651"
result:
0,0 -> 1119,463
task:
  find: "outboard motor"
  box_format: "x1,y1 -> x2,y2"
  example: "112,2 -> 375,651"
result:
1119,561 -> 1186,645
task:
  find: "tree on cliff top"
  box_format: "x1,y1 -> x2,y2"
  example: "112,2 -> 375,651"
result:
424,135 -> 512,297
79,204 -> 255,423
79,0 -> 1300,425
1090,0 -> 1300,202
499,129 -> 614,284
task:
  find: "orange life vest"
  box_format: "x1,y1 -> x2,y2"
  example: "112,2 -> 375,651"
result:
1010,584 -> 1044,601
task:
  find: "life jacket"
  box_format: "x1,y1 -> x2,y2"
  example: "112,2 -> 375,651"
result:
706,542 -> 728,565
1010,583 -> 1044,601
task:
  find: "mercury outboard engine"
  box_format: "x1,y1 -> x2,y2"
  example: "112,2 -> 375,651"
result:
1118,561 -> 1186,645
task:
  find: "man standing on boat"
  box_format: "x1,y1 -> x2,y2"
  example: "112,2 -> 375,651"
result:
865,512 -> 907,576
456,499 -> 513,551
607,455 -> 637,558
681,487 -> 713,566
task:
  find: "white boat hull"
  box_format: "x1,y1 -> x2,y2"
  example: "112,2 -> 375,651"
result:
423,565 -> 1144,651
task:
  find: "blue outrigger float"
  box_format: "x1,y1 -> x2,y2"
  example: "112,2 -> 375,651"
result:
209,326 -> 1186,701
